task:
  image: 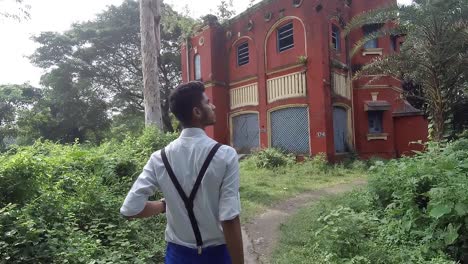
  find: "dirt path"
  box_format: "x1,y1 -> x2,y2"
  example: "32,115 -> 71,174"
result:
241,179 -> 367,264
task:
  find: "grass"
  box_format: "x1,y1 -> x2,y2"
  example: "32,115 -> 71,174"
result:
239,157 -> 367,222
270,190 -> 372,264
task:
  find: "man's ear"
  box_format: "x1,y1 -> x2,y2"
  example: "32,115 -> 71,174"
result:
193,106 -> 202,119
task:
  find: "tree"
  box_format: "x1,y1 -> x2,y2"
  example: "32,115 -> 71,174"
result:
0,84 -> 41,150
140,0 -> 163,128
15,66 -> 111,145
344,0 -> 468,141
30,0 -> 195,133
216,0 -> 235,23
0,0 -> 30,21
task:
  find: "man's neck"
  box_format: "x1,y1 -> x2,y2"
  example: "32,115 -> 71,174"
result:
183,124 -> 205,130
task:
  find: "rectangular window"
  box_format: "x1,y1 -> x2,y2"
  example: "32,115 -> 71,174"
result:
277,22 -> 294,52
237,42 -> 249,66
363,24 -> 380,49
390,35 -> 398,52
331,25 -> 340,51
194,54 -> 201,80
368,111 -> 383,133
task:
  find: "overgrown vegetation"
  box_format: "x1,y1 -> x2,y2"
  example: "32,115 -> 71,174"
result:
0,138 -> 366,263
0,128 -> 177,263
273,137 -> 468,264
240,149 -> 366,221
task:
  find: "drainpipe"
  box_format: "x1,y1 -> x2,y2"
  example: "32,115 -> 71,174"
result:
346,34 -> 357,153
186,38 -> 190,81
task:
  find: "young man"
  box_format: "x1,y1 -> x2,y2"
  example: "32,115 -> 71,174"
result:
120,81 -> 244,264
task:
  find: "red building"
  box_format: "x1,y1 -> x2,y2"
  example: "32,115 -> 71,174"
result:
181,0 -> 428,160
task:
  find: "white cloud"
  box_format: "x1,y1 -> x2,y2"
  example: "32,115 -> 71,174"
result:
0,0 -> 413,86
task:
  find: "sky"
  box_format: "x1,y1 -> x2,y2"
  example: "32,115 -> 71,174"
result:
0,0 -> 413,87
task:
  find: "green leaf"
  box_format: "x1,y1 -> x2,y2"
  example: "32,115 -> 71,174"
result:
454,202 -> 468,216
429,204 -> 452,219
443,224 -> 460,246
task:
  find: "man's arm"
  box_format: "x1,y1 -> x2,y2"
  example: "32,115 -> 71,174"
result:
125,200 -> 165,219
120,153 -> 162,218
219,147 -> 243,263
222,216 -> 244,264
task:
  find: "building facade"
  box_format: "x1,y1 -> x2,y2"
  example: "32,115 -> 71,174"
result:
181,0 -> 428,160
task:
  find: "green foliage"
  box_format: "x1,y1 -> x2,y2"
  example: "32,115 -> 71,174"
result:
0,129 -> 177,263
0,0 -> 30,21
29,0 -> 195,133
249,148 -> 295,169
274,137 -> 468,263
0,84 -> 42,150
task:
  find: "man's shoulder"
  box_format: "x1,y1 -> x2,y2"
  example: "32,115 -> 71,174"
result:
216,144 -> 238,162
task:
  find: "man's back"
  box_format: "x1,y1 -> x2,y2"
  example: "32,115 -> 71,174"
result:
120,128 -> 240,248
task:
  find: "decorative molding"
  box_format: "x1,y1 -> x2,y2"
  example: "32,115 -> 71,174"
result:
332,72 -> 350,99
293,0 -> 303,8
204,80 -> 227,88
356,85 -> 403,93
362,48 -> 383,56
229,76 -> 258,87
267,71 -> 307,103
367,133 -> 388,141
266,62 -> 306,76
264,16 -> 307,70
231,36 -> 254,49
230,83 -> 259,109
247,20 -> 254,31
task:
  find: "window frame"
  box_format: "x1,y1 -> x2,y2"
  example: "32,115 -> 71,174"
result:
277,22 -> 294,52
363,24 -> 380,49
237,41 -> 250,67
368,111 -> 384,134
331,24 -> 341,51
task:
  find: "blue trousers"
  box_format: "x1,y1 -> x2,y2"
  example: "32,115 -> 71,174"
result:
165,242 -> 232,264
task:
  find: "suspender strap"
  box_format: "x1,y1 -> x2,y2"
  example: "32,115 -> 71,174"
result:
161,143 -> 222,254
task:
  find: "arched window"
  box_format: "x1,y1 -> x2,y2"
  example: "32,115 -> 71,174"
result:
194,54 -> 201,80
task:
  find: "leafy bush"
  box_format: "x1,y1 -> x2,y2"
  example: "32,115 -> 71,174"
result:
0,128 -> 178,263
274,137 -> 468,263
250,148 -> 295,169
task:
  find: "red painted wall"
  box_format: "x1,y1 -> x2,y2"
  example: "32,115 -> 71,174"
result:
353,88 -> 401,159
180,0 -> 427,160
265,19 -> 306,71
394,115 -> 428,157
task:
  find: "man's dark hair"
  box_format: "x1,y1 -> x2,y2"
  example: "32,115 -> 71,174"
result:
169,81 -> 205,126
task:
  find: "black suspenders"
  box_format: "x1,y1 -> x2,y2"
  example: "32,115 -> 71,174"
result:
160,143 -> 222,254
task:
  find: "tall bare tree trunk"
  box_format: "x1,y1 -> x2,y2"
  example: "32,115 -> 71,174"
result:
140,0 -> 163,128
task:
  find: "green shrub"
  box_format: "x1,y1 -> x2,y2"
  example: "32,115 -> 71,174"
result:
0,129 -> 178,263
274,137 -> 468,264
250,148 -> 295,169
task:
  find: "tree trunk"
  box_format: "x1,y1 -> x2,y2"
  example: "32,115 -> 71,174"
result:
140,0 -> 163,128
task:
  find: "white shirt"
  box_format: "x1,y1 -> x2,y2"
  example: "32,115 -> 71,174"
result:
120,128 -> 241,248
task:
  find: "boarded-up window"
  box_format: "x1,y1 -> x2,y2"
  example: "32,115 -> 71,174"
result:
270,107 -> 310,154
232,113 -> 259,153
